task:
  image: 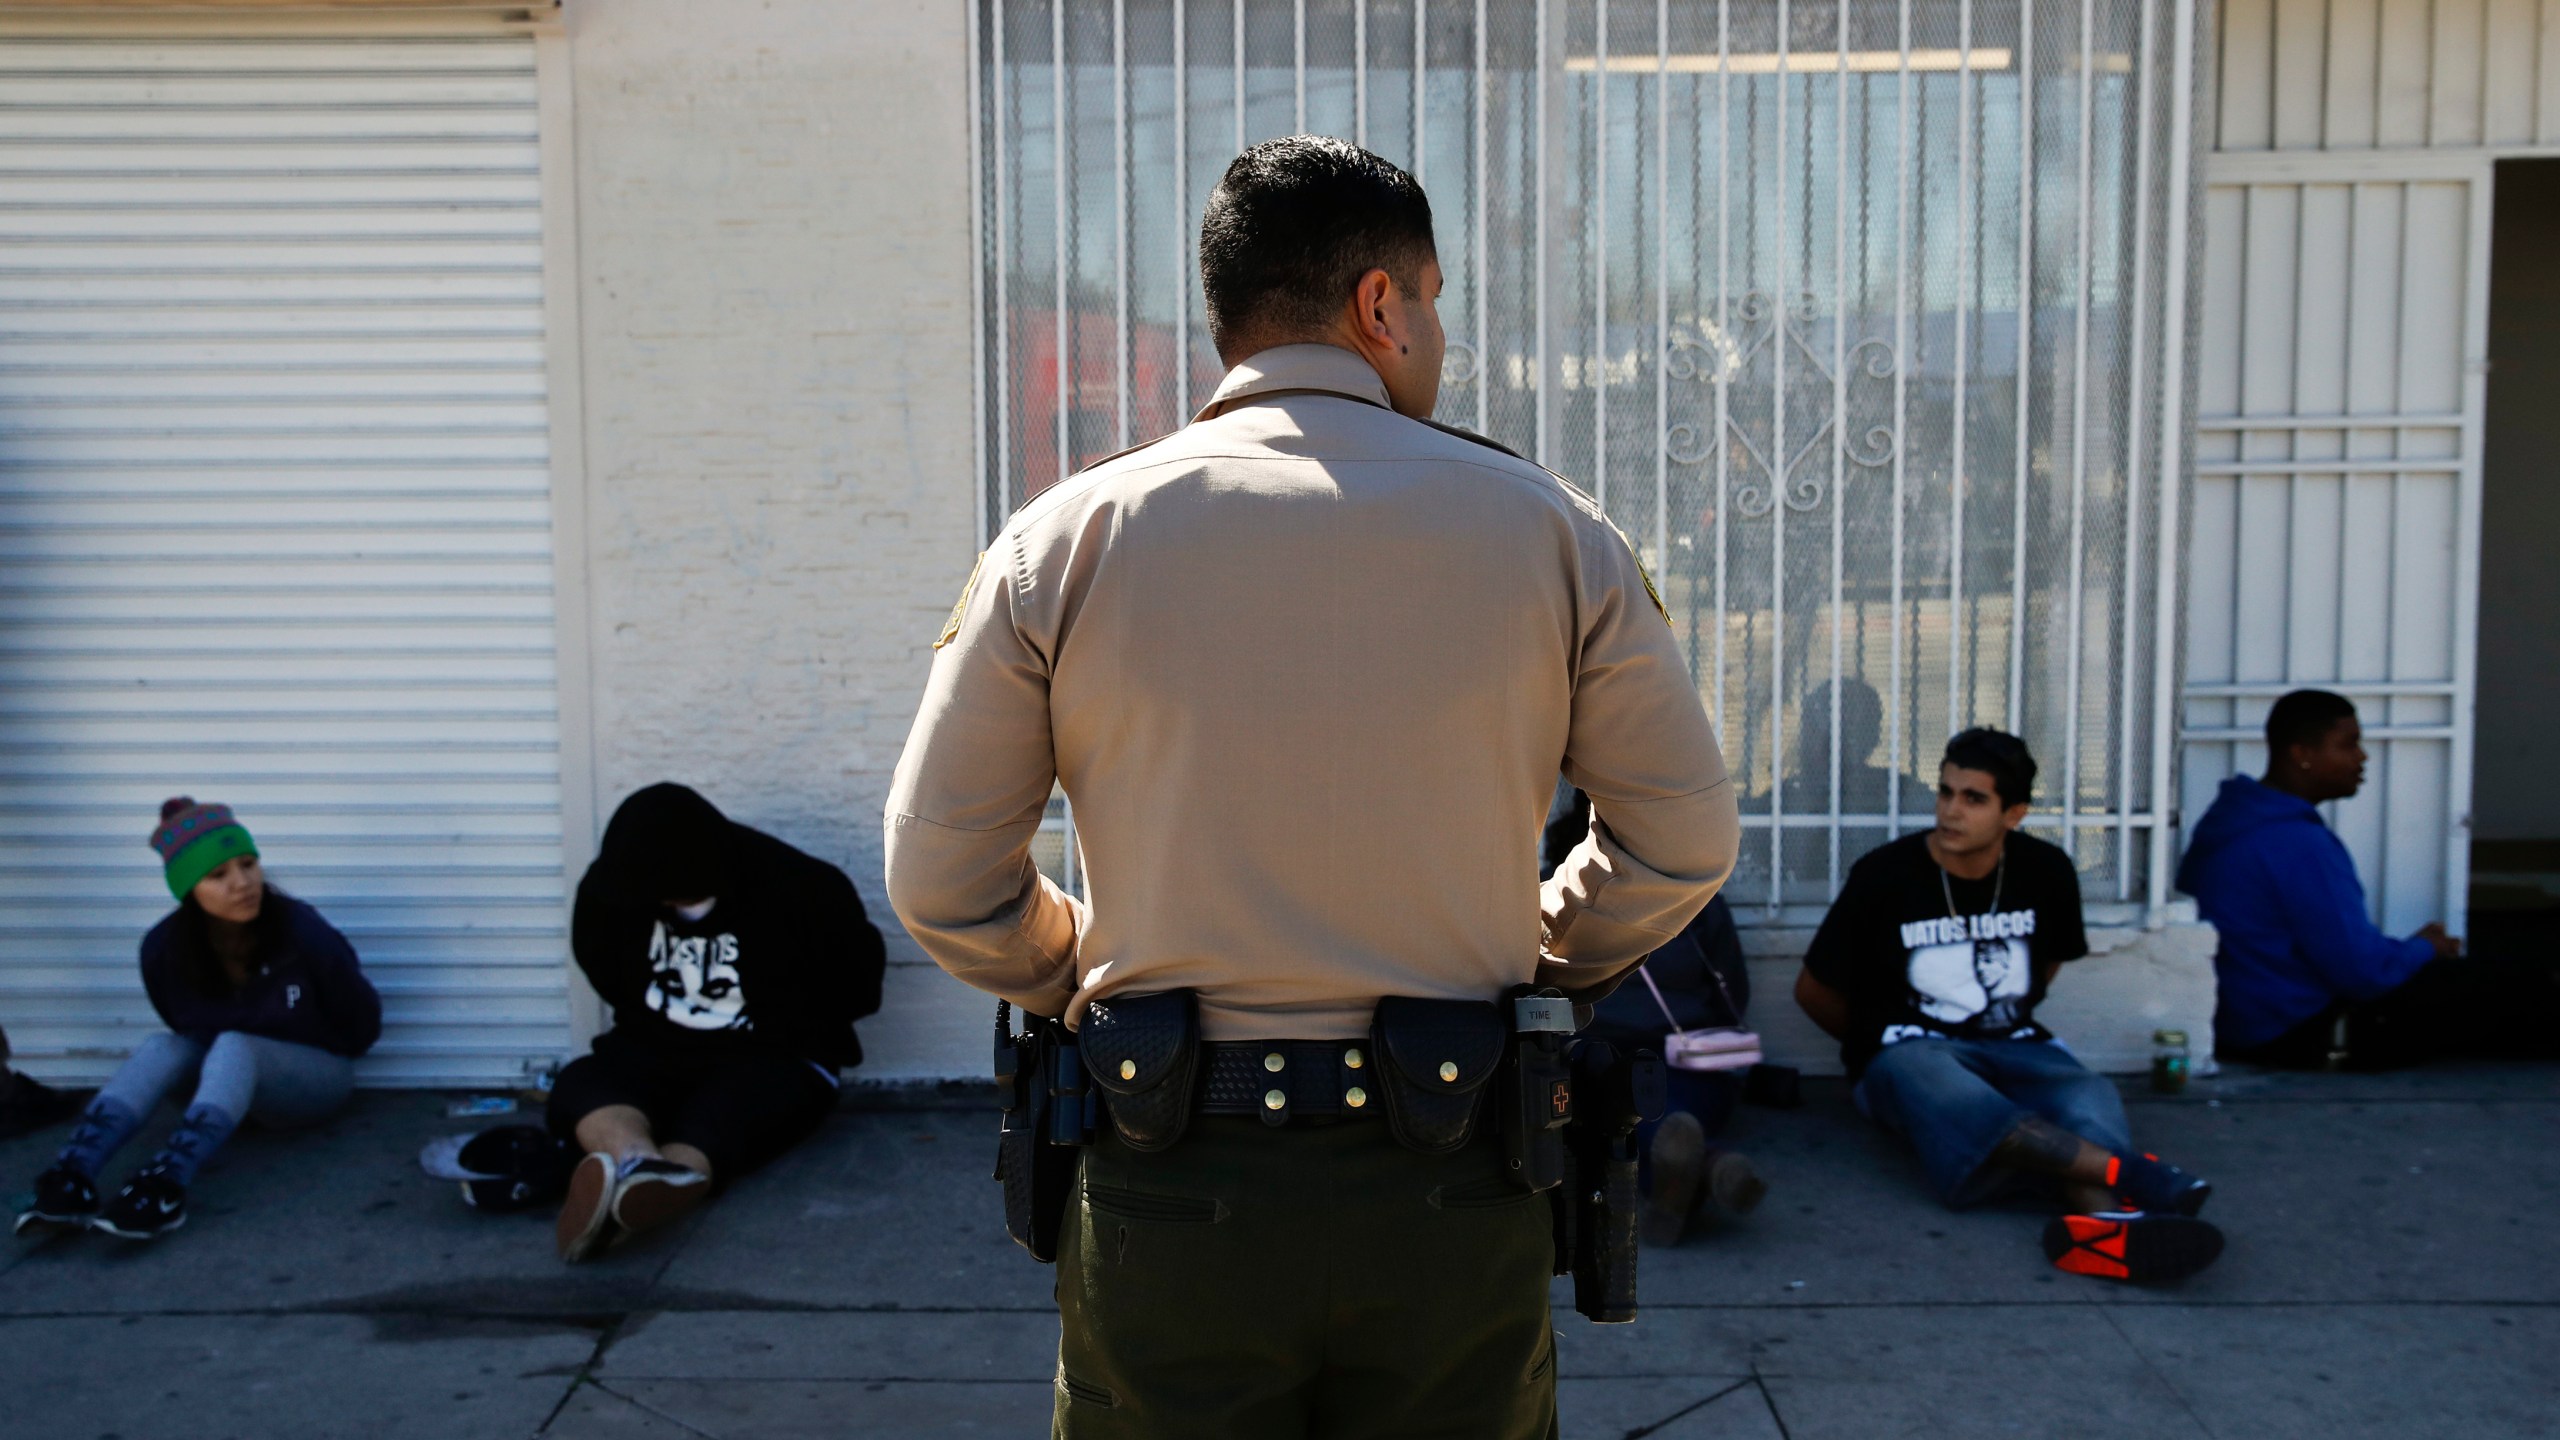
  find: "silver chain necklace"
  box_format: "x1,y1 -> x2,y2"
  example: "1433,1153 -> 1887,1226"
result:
1937,846 -> 2006,922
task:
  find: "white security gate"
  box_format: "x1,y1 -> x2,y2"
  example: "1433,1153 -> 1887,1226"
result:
0,34 -> 573,1085
971,0 -> 2205,922
2184,151 -> 2488,936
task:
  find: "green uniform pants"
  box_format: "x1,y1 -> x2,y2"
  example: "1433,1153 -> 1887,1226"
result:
1053,1113 -> 1560,1439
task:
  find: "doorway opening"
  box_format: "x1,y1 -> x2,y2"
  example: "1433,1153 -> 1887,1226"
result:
2470,157 -> 2560,957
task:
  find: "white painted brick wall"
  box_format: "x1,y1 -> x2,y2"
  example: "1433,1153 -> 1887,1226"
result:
565,0 -> 984,1076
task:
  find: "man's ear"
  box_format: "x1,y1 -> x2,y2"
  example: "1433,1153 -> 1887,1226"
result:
1353,268 -> 1394,341
2001,802 -> 2031,832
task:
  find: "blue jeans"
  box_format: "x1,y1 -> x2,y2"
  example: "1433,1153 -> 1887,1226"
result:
1853,1037 -> 2132,1208
99,1031 -> 354,1130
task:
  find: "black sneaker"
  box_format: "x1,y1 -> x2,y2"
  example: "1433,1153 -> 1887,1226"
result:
92,1164 -> 188,1241
1640,1111 -> 1708,1247
608,1158 -> 711,1244
2042,1211 -> 2225,1283
2112,1152 -> 2212,1217
14,1164 -> 98,1235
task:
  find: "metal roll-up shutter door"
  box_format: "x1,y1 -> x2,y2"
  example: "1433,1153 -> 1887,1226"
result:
0,34 -> 571,1087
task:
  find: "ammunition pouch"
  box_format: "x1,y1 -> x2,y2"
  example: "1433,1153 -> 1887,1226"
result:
1368,996 -> 1507,1155
1079,989 -> 1201,1153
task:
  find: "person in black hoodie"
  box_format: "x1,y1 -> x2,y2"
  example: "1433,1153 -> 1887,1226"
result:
16,798 -> 380,1242
549,784 -> 885,1262
1543,783 -> 1768,1248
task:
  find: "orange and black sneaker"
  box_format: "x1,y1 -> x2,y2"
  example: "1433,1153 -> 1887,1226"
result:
2041,1211 -> 2224,1283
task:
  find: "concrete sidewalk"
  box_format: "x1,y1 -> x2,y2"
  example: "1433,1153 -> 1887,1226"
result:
3,1065 -> 2554,1439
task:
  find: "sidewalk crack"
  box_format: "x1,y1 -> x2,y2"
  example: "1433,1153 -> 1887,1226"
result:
534,1313 -> 627,1438
584,1379 -> 723,1440
2096,1304 -> 2222,1440
1623,1376 -> 1758,1438
1752,1370 -> 1796,1440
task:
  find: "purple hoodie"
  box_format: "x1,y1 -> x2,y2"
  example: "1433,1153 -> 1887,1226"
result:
2176,774 -> 2435,1051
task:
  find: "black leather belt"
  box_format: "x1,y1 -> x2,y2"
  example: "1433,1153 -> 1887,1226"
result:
1197,1039 -> 1381,1125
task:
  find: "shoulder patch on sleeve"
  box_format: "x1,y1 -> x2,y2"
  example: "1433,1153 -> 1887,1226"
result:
934,552 -> 985,650
1636,554 -> 1670,624
1603,518 -> 1671,624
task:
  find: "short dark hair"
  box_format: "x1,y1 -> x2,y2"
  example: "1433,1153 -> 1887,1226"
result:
1941,728 -> 2038,809
1198,136 -> 1436,358
2264,689 -> 2357,757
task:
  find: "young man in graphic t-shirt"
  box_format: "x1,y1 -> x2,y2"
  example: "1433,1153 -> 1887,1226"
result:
1794,729 -> 2227,1283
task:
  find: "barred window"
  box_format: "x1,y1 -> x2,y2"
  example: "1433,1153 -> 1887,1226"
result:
970,0 -> 2199,923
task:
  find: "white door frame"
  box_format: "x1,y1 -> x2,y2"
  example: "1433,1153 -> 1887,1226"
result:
2192,146 -> 2492,933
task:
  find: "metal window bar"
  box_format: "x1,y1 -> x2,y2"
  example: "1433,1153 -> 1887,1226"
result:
971,0 -> 991,551
1296,0 -> 1309,129
1415,0 -> 1427,189
1653,0 -> 1668,573
1475,0 -> 1489,435
2147,0 -> 2197,914
2006,0 -> 2034,738
991,0 -> 1011,527
1765,0 -> 1789,913
1592,0 -> 1606,516
2061,0 -> 2091,859
1052,0 -> 1070,501
1115,0 -> 1131,454
1828,0 -> 1850,895
1355,0 -> 1367,144
1951,0 -> 1972,744
1889,0 -> 1911,843
1713,0 -> 1729,756
1175,0 -> 1190,418
1535,0 -> 1551,469
972,0 -> 2197,919
2114,0 -> 2155,900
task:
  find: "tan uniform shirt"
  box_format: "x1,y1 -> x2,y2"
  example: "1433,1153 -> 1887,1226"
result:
885,343 -> 1739,1041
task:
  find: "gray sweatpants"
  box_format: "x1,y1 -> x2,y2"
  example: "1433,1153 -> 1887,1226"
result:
100,1031 -> 353,1130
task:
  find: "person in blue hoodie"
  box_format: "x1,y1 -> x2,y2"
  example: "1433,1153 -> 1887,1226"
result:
13,798 -> 380,1242
2180,689 -> 2556,1069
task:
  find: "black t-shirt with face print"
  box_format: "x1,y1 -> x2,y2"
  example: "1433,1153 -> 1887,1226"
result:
1802,830 -> 2090,1078
643,907 -> 752,1035
572,820 -> 885,1069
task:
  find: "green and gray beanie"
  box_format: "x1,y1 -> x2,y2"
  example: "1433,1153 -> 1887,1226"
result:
151,796 -> 257,900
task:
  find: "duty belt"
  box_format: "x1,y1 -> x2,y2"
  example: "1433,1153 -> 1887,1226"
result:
1002,987 -> 1661,1325
1198,1039 -> 1380,1124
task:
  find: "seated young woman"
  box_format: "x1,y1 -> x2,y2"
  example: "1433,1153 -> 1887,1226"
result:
15,798 -> 380,1241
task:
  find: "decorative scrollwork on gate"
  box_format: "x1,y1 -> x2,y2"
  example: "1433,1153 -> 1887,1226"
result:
1660,291 -> 1901,516
1662,421 -> 1714,467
